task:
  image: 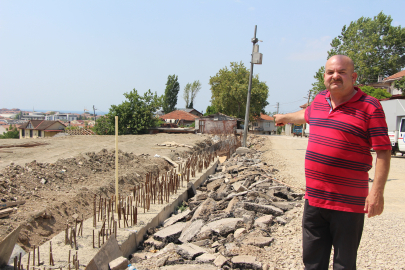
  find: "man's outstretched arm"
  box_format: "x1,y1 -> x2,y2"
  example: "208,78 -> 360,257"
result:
364,149 -> 391,218
274,109 -> 306,126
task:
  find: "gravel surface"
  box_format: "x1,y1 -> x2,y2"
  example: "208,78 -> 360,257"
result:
260,135 -> 405,270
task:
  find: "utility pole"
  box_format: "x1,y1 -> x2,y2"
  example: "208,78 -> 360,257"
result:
302,90 -> 311,136
243,25 -> 263,147
276,102 -> 279,114
93,105 -> 97,122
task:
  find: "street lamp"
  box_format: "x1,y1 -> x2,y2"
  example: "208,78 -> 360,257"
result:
242,25 -> 263,147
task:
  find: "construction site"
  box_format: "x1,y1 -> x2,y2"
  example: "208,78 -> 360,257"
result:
1,134 -> 404,269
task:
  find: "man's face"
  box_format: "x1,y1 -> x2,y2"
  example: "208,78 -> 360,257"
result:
324,56 -> 357,95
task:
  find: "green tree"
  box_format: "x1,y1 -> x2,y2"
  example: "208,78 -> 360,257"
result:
328,12 -> 405,84
183,83 -> 191,109
93,89 -> 162,135
310,66 -> 326,97
311,12 -> 405,96
204,105 -> 218,116
183,80 -> 201,109
209,62 -> 269,119
359,85 -> 392,99
0,125 -> 19,139
162,74 -> 180,114
393,77 -> 405,96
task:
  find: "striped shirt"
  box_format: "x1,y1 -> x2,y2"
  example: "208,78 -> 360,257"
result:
304,87 -> 391,213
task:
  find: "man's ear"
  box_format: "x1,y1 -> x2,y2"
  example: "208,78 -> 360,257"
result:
352,72 -> 358,84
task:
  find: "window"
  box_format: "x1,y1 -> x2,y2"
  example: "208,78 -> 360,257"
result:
38,130 -> 42,137
401,119 -> 405,132
29,130 -> 33,137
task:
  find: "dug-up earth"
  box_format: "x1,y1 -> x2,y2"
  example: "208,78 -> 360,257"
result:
0,134 -> 214,252
1,134 -> 405,269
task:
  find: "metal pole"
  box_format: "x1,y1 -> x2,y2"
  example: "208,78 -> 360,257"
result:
242,25 -> 258,147
115,116 -> 119,213
302,91 -> 311,136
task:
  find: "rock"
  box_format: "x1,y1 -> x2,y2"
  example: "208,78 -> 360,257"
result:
234,228 -> 247,238
207,178 -> 224,191
254,215 -> 274,227
144,237 -> 166,250
213,254 -> 228,267
191,198 -> 216,221
243,202 -> 284,216
191,239 -> 210,247
195,193 -> 207,201
163,209 -> 191,227
200,218 -> 243,236
232,181 -> 243,192
40,178 -> 47,184
231,255 -> 262,270
130,252 -> 149,263
224,196 -> 239,214
156,256 -> 168,267
275,216 -> 287,225
161,264 -> 217,270
244,236 -> 274,247
154,242 -> 177,257
179,219 -> 204,243
271,202 -> 294,211
153,222 -> 187,243
225,191 -> 248,200
224,242 -> 239,256
109,256 -> 128,270
194,229 -> 213,241
176,243 -> 207,260
195,253 -> 217,263
235,147 -> 256,155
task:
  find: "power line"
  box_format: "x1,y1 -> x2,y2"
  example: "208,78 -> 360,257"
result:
268,98 -> 307,107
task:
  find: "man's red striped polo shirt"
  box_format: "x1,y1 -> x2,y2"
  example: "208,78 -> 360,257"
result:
304,87 -> 391,213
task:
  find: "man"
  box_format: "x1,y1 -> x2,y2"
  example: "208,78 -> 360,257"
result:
274,55 -> 391,269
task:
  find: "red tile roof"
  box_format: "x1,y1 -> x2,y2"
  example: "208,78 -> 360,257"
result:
257,113 -> 274,121
160,110 -> 198,121
384,70 -> 405,81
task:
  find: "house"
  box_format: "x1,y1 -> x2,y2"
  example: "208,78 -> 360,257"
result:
18,120 -> 66,139
21,112 -> 46,121
383,70 -> 405,95
0,125 -> 10,135
178,108 -> 203,117
250,113 -> 277,135
196,113 -> 241,134
160,110 -> 198,127
45,113 -> 77,122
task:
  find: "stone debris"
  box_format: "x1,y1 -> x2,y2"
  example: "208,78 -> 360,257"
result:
132,145 -> 304,269
109,256 -> 129,270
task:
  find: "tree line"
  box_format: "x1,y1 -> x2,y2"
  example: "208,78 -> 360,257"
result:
310,12 -> 405,100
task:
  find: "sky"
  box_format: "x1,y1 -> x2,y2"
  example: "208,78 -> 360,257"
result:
1,0 -> 404,115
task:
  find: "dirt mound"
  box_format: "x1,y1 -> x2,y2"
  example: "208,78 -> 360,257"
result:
0,148 -> 174,251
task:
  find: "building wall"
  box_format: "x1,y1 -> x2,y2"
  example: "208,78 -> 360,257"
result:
199,119 -> 236,134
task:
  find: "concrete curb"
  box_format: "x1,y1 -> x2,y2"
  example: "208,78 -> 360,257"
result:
120,158 -> 218,257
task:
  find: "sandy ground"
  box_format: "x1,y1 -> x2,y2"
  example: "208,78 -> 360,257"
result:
0,133 -> 211,171
261,135 -> 405,269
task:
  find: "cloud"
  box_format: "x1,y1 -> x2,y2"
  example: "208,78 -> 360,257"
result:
287,36 -> 331,61
248,6 -> 255,10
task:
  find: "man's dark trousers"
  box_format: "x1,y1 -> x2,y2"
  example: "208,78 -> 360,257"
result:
302,200 -> 365,270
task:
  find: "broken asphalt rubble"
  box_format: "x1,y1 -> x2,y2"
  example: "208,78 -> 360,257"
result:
131,146 -> 305,270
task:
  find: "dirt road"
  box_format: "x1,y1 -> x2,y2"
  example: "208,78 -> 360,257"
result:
261,135 -> 405,269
